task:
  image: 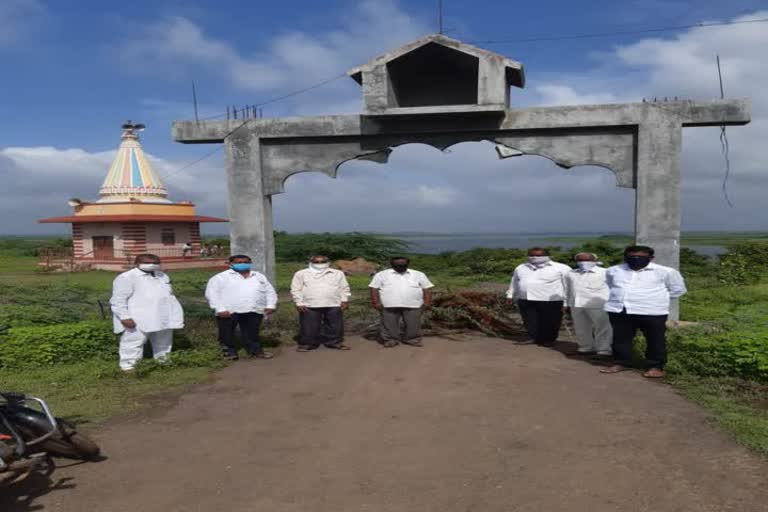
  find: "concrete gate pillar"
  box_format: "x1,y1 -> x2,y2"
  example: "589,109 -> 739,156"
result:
223,132 -> 276,283
635,118 -> 683,319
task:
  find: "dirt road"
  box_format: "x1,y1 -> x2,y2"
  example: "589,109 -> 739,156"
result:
4,335 -> 767,511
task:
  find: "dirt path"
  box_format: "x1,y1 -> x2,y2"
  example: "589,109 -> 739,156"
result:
4,335 -> 767,511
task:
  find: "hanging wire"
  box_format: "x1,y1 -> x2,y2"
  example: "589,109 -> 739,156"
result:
716,55 -> 734,208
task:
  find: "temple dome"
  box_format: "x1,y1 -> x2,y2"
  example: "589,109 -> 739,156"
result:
98,122 -> 170,203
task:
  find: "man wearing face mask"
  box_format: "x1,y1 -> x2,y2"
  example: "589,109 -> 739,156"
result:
205,254 -> 278,360
110,254 -> 184,372
369,257 -> 434,347
564,252 -> 612,357
291,255 -> 352,352
507,248 -> 571,346
601,246 -> 687,378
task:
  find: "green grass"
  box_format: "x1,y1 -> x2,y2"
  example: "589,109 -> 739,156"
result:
671,375 -> 768,455
0,357 -> 222,424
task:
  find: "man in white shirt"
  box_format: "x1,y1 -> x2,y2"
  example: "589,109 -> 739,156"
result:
369,257 -> 434,347
291,254 -> 352,352
564,252 -> 612,357
205,254 -> 278,360
506,248 -> 571,346
601,245 -> 687,378
110,254 -> 184,372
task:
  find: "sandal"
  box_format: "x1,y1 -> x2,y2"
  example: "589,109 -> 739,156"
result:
326,344 -> 351,350
643,368 -> 666,379
600,365 -> 630,374
382,341 -> 399,348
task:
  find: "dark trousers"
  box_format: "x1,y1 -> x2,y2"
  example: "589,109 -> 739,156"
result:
216,312 -> 264,355
608,310 -> 668,369
380,307 -> 423,344
517,299 -> 563,344
300,307 -> 344,348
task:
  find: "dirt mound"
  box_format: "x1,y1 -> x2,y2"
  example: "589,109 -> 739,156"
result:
336,258 -> 379,275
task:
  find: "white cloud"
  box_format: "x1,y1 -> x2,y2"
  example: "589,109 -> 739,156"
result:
0,0 -> 46,46
120,0 -> 428,93
534,85 -> 618,106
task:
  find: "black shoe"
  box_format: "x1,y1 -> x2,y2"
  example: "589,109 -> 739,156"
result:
401,339 -> 423,347
248,351 -> 274,359
297,345 -> 316,352
223,352 -> 239,361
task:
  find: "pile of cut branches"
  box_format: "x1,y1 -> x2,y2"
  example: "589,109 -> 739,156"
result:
427,291 -> 527,340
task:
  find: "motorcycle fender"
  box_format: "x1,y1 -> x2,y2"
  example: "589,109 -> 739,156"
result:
6,407 -> 55,436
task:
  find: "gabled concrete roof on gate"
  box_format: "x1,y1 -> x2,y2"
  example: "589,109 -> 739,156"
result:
348,33 -> 526,88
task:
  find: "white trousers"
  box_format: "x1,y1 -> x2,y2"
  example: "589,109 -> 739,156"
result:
570,307 -> 613,354
119,329 -> 174,370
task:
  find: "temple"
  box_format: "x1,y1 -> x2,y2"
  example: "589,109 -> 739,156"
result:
39,122 -> 227,270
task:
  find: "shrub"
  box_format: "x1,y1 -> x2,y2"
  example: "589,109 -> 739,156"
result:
0,321 -> 116,369
718,241 -> 768,285
667,327 -> 768,381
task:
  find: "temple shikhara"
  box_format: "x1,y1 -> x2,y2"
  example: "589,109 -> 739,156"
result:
39,122 -> 227,270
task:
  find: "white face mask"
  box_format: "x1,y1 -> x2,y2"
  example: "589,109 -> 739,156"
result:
577,261 -> 597,271
528,256 -> 550,266
310,262 -> 330,272
138,263 -> 160,273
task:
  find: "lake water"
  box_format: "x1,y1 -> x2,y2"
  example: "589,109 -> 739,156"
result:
395,233 -> 726,257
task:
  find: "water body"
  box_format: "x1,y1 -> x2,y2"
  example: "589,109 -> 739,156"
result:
394,233 -> 726,257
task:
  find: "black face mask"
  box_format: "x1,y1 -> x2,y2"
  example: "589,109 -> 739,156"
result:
392,264 -> 408,273
625,255 -> 651,270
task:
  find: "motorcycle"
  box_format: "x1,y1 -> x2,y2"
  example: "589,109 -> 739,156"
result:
0,391 -> 101,485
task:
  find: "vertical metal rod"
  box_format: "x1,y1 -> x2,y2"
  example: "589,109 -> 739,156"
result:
716,55 -> 725,99
192,80 -> 199,122
438,0 -> 444,34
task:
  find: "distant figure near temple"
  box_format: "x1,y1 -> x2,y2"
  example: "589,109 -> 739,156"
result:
38,122 -> 227,271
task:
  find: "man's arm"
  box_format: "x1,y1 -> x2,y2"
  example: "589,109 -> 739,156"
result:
110,274 -> 135,329
290,272 -> 307,312
205,275 -> 230,317
264,279 -> 278,314
666,269 -> 687,298
506,269 -> 518,302
340,273 -> 352,310
422,288 -> 433,310
369,287 -> 382,310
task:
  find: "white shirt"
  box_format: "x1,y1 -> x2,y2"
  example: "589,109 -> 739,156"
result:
507,261 -> 571,301
205,270 -> 278,314
110,268 -> 184,334
565,266 -> 610,309
291,268 -> 351,307
604,262 -> 687,315
369,269 -> 434,308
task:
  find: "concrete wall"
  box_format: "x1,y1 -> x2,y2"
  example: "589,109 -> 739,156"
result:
78,223 -> 125,257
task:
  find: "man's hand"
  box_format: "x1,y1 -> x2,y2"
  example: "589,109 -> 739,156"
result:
264,308 -> 275,315
340,302 -> 350,311
422,303 -> 433,311
216,311 -> 232,318
296,305 -> 308,313
371,302 -> 383,311
120,318 -> 136,329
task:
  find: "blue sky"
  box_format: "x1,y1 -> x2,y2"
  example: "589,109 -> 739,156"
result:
1,0 -> 766,234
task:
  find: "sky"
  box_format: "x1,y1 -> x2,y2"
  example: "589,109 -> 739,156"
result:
1,0 -> 766,235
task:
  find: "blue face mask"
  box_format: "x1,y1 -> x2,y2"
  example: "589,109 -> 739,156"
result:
231,263 -> 252,272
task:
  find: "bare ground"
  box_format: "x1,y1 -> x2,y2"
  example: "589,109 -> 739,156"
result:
3,335 -> 767,512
